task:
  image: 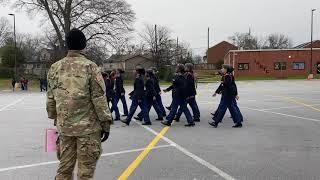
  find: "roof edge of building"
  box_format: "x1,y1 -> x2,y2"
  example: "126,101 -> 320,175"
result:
228,48 -> 320,53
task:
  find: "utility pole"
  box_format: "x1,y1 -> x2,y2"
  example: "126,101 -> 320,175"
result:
310,9 -> 316,77
207,27 -> 210,63
8,14 -> 17,79
176,37 -> 179,64
155,24 -> 158,66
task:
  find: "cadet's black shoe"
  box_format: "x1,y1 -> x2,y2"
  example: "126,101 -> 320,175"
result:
122,114 -> 128,117
174,116 -> 180,122
232,123 -> 242,128
161,120 -> 171,126
166,106 -> 171,111
120,120 -> 130,126
142,122 -> 152,125
184,123 -> 195,127
156,117 -> 164,121
194,119 -> 200,122
134,116 -> 142,121
208,121 -> 218,128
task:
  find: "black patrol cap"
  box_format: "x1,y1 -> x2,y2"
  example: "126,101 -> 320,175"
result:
66,28 -> 87,50
222,64 -> 234,73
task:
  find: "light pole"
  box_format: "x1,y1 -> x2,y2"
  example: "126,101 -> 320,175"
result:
310,9 -> 316,77
8,13 -> 17,79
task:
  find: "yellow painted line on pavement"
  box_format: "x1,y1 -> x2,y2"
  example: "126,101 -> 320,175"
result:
280,96 -> 320,112
260,89 -> 320,112
118,126 -> 170,180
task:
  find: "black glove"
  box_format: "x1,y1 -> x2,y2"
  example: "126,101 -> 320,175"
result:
101,131 -> 110,142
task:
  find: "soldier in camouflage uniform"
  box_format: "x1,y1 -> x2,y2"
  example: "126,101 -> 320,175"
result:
46,28 -> 113,180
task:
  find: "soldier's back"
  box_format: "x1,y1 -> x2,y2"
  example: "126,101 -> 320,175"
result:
48,52 -> 102,136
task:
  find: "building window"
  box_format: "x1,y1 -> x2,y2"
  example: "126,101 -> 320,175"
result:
238,63 -> 249,70
293,62 -> 305,70
274,62 -> 286,70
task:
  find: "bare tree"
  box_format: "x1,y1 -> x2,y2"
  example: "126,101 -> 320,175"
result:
0,17 -> 11,47
193,55 -> 203,64
229,32 -> 261,50
263,33 -> 292,49
140,24 -> 172,66
12,0 -> 135,53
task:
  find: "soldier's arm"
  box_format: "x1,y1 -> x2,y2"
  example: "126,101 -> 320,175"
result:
46,68 -> 57,120
90,64 -> 113,132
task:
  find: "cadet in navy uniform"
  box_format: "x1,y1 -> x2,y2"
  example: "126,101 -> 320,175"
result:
135,69 -> 164,121
114,68 -> 129,116
161,64 -> 195,127
175,63 -> 200,122
121,67 -> 151,125
144,69 -> 164,121
209,64 -> 243,128
104,71 -> 121,121
151,67 -> 167,117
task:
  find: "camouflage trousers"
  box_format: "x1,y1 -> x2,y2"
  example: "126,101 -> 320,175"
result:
55,131 -> 102,180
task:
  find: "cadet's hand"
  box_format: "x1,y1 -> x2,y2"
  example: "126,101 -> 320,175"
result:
101,131 -> 110,142
212,93 -> 217,97
236,95 -> 239,100
138,99 -> 142,103
153,96 -> 156,101
121,93 -> 125,96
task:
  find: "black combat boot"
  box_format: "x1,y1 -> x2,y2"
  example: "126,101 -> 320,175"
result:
232,123 -> 242,128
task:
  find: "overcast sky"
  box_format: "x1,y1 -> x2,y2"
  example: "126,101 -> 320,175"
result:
1,0 -> 320,55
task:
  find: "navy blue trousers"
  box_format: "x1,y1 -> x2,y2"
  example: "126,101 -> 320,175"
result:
176,97 -> 200,120
155,94 -> 166,116
166,98 -> 194,124
126,97 -> 151,123
213,96 -> 243,124
138,97 -> 164,119
109,98 -> 120,119
114,94 -> 129,116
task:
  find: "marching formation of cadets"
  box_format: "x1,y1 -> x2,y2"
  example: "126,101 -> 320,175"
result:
46,29 -> 244,179
103,63 -> 244,128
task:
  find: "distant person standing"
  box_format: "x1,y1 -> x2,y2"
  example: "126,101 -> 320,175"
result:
24,78 -> 29,91
40,79 -> 44,92
20,77 -> 24,90
12,78 -> 16,92
46,28 -> 113,180
44,78 -> 48,91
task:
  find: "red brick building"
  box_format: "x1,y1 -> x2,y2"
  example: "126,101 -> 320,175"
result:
294,40 -> 320,49
224,48 -> 320,78
207,41 -> 237,64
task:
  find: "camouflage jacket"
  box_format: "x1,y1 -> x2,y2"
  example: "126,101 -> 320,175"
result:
46,51 -> 113,136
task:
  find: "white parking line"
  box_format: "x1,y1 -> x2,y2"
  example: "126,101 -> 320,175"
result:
0,97 -> 25,112
197,101 -> 320,123
244,107 -> 320,122
0,144 -> 173,173
260,103 -> 320,111
133,120 -> 236,180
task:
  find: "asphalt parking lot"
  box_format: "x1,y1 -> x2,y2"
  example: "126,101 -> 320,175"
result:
0,80 -> 320,180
